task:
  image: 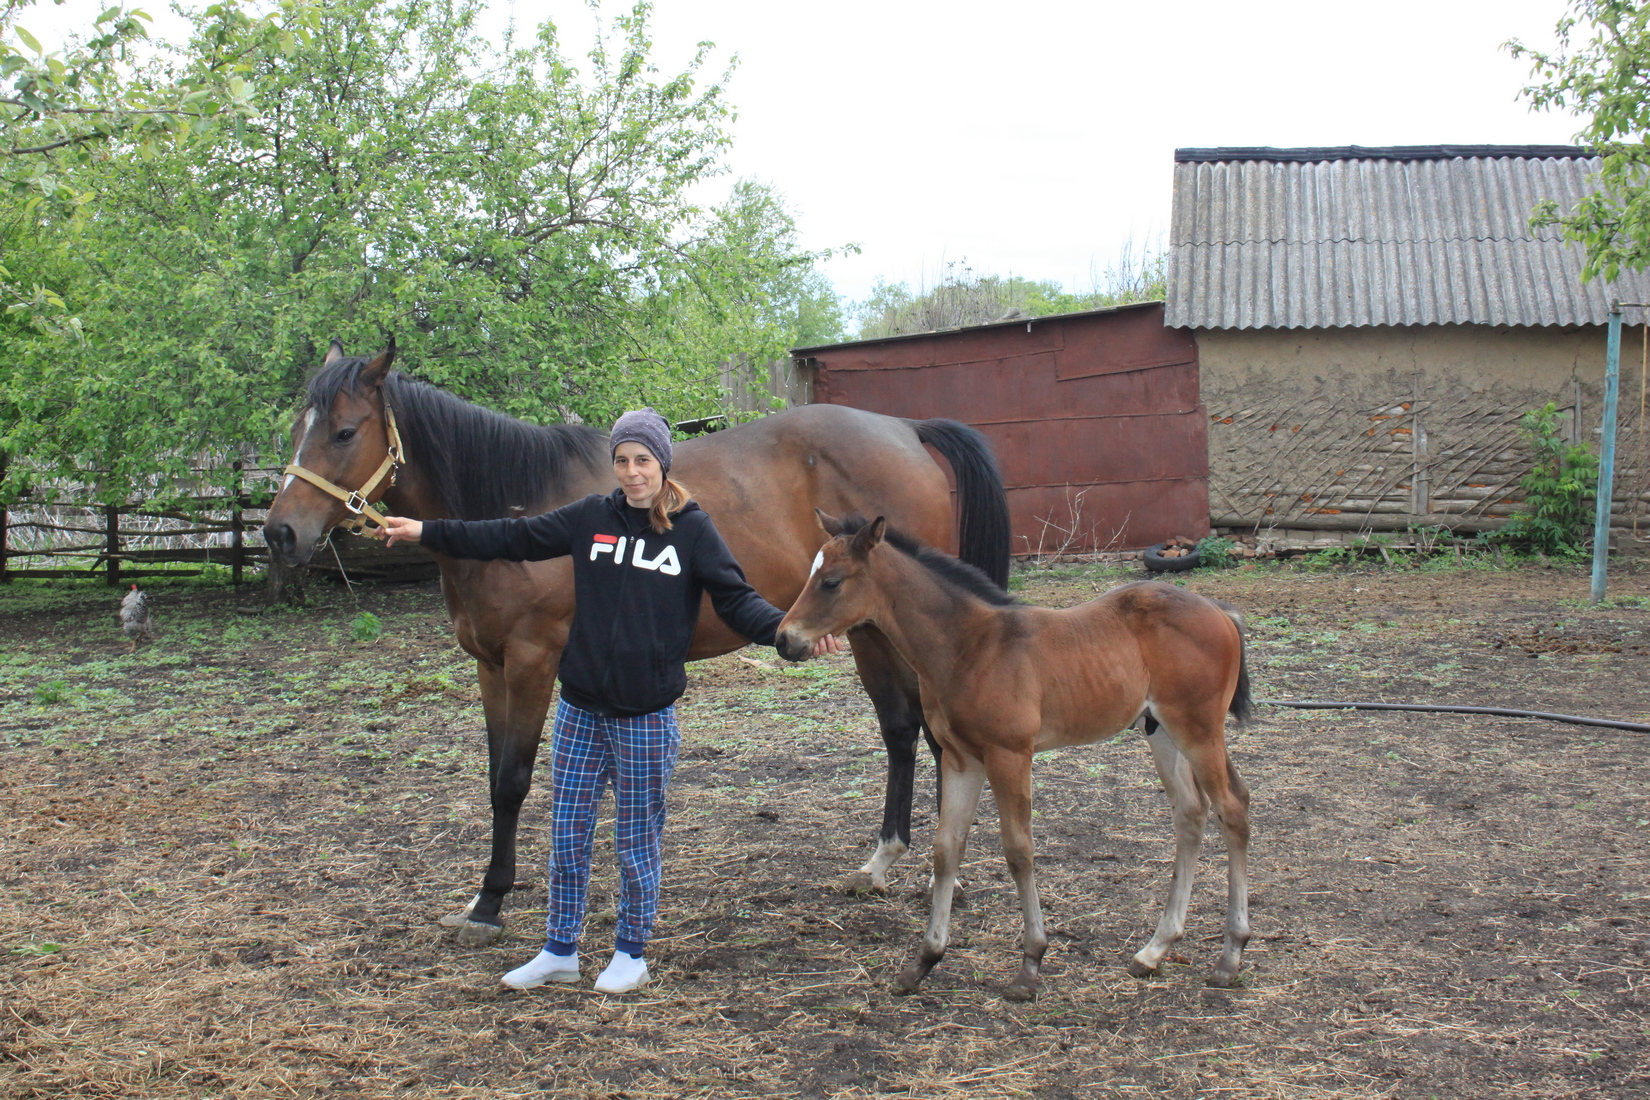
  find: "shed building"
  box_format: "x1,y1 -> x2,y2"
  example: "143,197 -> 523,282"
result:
1167,145 -> 1650,541
793,303 -> 1208,554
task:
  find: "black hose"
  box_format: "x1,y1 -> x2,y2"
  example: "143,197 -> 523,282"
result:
1256,699 -> 1650,733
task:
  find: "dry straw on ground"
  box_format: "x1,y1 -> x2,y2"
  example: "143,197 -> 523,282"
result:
3,561 -> 1648,1098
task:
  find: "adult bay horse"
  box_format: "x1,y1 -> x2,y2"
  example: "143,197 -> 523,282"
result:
776,513 -> 1253,1000
261,339 -> 1010,946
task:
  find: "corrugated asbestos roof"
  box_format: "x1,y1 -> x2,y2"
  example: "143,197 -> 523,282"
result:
1166,147 -> 1650,329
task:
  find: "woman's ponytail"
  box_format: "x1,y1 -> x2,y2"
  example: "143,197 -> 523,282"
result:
649,478 -> 692,533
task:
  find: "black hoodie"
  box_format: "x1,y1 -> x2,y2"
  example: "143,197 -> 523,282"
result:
420,490 -> 785,717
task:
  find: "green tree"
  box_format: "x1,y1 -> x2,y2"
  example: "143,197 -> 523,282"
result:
851,244 -> 1165,340
1509,0 -> 1650,280
0,0 -> 831,504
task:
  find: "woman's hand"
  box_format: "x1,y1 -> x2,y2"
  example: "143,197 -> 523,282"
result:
810,634 -> 846,658
378,515 -> 423,548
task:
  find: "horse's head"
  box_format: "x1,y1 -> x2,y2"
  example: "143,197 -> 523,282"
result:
775,510 -> 887,662
262,337 -> 399,566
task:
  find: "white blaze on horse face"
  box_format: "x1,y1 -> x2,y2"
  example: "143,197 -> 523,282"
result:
809,549 -> 824,578
283,408 -> 316,490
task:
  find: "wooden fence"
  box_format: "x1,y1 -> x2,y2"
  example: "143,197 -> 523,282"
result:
0,491 -> 273,585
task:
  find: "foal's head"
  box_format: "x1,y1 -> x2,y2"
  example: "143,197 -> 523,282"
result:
775,510 -> 889,662
263,337 -> 398,566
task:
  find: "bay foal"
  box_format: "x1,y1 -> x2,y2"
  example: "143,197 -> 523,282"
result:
777,514 -> 1253,1000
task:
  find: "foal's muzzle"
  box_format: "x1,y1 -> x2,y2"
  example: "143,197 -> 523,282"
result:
775,628 -> 813,663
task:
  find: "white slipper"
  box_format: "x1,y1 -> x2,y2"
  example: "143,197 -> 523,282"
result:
593,950 -> 649,994
501,948 -> 580,990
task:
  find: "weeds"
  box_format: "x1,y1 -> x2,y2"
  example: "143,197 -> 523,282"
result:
351,612 -> 383,643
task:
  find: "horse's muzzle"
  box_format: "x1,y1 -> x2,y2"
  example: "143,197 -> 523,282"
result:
775,628 -> 813,663
262,522 -> 312,567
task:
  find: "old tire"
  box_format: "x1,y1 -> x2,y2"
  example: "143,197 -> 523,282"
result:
1143,543 -> 1201,573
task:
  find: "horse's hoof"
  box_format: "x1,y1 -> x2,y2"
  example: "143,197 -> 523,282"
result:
1125,958 -> 1158,979
438,894 -> 480,928
1207,967 -> 1240,989
838,871 -> 886,896
454,918 -> 505,947
892,970 -> 924,996
1003,981 -> 1038,1003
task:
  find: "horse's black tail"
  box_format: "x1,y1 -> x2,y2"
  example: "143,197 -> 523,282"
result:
909,418 -> 1012,590
1218,602 -> 1254,727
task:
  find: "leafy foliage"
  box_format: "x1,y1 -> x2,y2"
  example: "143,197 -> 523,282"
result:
852,244 -> 1166,340
1493,403 -> 1600,555
0,0 -> 833,506
1508,1 -> 1650,281
1194,535 -> 1235,569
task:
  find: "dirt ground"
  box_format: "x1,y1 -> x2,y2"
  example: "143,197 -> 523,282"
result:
2,554 -> 1648,1099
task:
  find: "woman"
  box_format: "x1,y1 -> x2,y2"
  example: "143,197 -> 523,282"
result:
379,408 -> 839,994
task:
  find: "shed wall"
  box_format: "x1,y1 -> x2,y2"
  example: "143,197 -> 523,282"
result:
1199,324 -> 1650,536
805,305 -> 1210,553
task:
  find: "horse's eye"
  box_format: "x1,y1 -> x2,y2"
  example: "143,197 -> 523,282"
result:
334,428 -> 357,444
820,576 -> 842,591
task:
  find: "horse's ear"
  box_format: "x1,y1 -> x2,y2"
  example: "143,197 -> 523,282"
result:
850,515 -> 886,557
322,338 -> 346,367
815,508 -> 844,537
359,334 -> 397,388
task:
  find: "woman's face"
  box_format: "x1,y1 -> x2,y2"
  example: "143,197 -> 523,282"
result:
613,441 -> 664,509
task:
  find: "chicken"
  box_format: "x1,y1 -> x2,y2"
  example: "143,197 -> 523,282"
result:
119,584 -> 155,652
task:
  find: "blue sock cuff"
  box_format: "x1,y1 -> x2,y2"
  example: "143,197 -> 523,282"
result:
615,936 -> 646,959
546,939 -> 577,957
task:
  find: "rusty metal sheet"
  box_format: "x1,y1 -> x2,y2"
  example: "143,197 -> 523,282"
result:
808,302 -> 1210,551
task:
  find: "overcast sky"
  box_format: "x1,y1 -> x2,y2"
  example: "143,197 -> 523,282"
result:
27,0 -> 1586,305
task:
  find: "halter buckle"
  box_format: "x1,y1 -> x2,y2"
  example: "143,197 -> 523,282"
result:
345,491 -> 369,515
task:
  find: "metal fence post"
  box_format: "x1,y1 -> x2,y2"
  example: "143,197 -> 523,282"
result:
1593,308 -> 1623,603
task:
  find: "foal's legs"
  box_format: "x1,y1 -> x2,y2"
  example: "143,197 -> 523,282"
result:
1127,729 -> 1211,977
895,750 -> 986,994
1129,725 -> 1252,986
984,748 -> 1047,1001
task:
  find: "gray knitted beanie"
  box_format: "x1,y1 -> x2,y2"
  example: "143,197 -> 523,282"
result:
609,407 -> 673,474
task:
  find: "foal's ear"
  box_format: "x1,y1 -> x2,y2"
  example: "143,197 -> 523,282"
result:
815,508 -> 845,536
322,338 -> 346,367
358,334 -> 397,388
849,515 -> 886,556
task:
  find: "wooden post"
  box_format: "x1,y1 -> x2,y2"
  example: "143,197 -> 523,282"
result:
0,450 -> 8,584
105,504 -> 121,587
231,462 -> 245,585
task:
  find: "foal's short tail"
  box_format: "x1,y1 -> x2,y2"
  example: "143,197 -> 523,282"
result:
909,418 -> 1012,589
1217,602 -> 1254,727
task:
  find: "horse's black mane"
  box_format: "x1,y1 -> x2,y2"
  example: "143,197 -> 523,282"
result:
306,357 -> 609,521
838,514 -> 1019,607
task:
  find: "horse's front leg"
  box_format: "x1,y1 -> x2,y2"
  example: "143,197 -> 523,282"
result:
984,746 -> 1046,1001
452,651 -> 557,947
841,626 -> 926,895
895,748 -> 985,995
439,658 -> 508,933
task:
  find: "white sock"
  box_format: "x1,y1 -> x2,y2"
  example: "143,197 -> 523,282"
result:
593,950 -> 650,994
501,948 -> 580,990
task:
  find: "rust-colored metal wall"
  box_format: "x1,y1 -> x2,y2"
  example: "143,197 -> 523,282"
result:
796,302 -> 1209,553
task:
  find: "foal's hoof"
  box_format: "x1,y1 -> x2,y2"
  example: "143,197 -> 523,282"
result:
838,871 -> 887,896
1206,967 -> 1241,989
1125,958 -> 1159,979
454,918 -> 505,947
1003,980 -> 1039,1003
892,969 -> 924,996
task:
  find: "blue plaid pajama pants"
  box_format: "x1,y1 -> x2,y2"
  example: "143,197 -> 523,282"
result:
545,697 -> 681,953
